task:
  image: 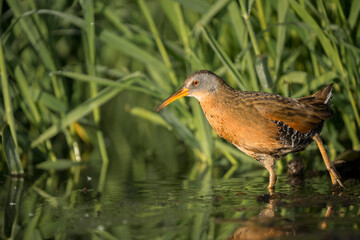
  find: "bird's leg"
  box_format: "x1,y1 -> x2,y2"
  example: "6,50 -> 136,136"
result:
265,163 -> 277,190
257,155 -> 277,189
312,134 -> 344,188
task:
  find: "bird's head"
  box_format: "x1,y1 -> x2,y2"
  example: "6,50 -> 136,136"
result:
157,70 -> 221,111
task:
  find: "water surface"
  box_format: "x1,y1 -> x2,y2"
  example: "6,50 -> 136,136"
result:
1,170 -> 359,239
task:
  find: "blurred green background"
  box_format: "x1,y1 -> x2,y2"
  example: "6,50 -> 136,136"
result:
1,0 -> 359,190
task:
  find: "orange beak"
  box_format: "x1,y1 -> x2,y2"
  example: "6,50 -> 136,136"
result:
157,87 -> 189,111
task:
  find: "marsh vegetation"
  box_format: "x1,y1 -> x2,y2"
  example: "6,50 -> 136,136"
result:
0,0 -> 359,239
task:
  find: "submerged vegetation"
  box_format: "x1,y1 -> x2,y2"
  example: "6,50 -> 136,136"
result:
0,0 -> 360,188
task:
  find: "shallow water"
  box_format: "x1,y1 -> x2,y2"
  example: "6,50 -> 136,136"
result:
1,170 -> 359,239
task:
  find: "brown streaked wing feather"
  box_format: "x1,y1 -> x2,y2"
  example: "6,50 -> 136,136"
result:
250,94 -> 332,134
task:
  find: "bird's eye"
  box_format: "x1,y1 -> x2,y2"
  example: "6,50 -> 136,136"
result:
193,80 -> 199,86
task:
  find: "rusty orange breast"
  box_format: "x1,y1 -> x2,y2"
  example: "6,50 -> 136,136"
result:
198,90 -> 282,156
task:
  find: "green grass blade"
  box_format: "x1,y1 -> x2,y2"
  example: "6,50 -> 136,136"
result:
97,1 -> 133,37
92,229 -> 119,240
32,186 -> 59,207
159,110 -> 201,152
20,9 -> 169,86
194,0 -> 231,34
30,88 -> 68,114
349,0 -> 360,30
14,66 -> 41,124
7,1 -> 66,100
6,1 -> 56,71
289,0 -> 345,76
59,70 -> 156,94
54,71 -> 160,99
0,39 -> 18,147
255,55 -> 272,90
81,0 -> 109,192
36,9 -> 85,28
81,0 -> 99,122
54,71 -> 135,85
191,100 -> 213,164
342,114 -> 360,151
255,0 -> 274,57
36,159 -> 83,170
31,81 -> 133,148
138,0 -> 178,87
228,1 -> 258,91
81,0 -> 96,67
159,0 -> 181,36
239,0 -> 260,56
160,0 -> 203,70
228,1 -> 246,47
214,140 -> 254,164
97,30 -> 169,82
2,125 -> 24,175
173,0 -> 211,13
129,107 -> 172,130
201,27 -> 247,90
4,179 -> 23,238
97,130 -> 108,193
274,0 -> 289,81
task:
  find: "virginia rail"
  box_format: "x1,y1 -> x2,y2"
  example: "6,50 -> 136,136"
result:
157,70 -> 344,189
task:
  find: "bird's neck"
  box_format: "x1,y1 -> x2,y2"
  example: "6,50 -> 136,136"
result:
198,83 -> 238,116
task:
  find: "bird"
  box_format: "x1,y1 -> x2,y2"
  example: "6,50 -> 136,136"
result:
157,70 -> 344,189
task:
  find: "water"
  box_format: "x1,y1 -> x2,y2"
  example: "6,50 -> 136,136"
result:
1,170 -> 359,239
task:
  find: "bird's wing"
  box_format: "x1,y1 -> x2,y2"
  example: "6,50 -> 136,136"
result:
251,94 -> 333,133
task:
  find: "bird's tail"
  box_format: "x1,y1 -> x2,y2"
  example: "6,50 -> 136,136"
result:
297,84 -> 334,120
311,83 -> 333,105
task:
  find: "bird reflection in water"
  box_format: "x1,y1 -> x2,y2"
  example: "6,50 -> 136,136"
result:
227,193 -> 294,240
227,189 -> 343,240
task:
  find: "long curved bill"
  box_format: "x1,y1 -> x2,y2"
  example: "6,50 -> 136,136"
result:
157,87 -> 189,111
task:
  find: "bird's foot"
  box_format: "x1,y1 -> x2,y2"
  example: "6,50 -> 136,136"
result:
328,166 -> 344,188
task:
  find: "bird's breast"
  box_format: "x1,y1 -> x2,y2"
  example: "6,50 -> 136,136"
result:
199,95 -> 283,156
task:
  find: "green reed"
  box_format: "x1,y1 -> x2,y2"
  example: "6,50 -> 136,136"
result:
0,0 -> 359,185
0,2 -> 360,239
